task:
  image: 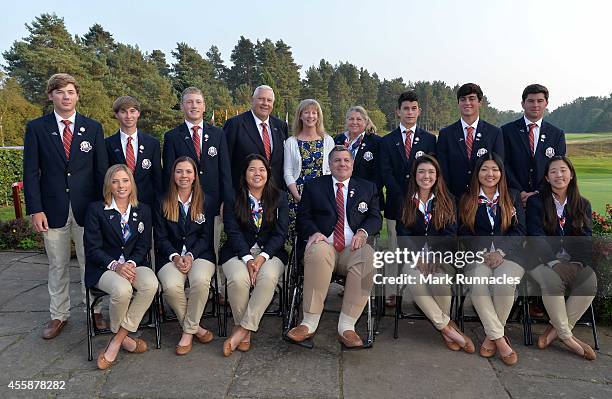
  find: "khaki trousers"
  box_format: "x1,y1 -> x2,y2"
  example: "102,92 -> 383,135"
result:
96,267 -> 159,333
222,253 -> 284,331
158,259 -> 215,334
404,264 -> 454,330
302,241 -> 375,319
466,260 -> 524,340
529,264 -> 597,340
43,205 -> 99,320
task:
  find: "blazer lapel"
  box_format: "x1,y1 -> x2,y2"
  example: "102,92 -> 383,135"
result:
346,179 -> 357,218
269,118 -> 283,157
454,121 -> 469,163
326,177 -> 338,219
393,129 -> 408,166
44,114 -> 67,164
104,209 -> 124,243
126,207 -> 141,244
110,132 -> 127,164
70,113 -> 89,161
516,118 -> 532,157
535,122 -> 549,158
243,112 -> 266,154
180,123 -> 199,162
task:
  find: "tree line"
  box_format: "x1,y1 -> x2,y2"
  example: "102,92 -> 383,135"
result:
1,14 -> 610,146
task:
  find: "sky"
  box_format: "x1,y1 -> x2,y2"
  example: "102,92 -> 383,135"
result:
1,0 -> 611,112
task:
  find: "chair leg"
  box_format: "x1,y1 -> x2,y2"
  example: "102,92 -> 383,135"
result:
214,272 -> 223,337
590,304 -> 600,350
86,287 -> 93,361
154,292 -> 161,349
394,294 -> 401,339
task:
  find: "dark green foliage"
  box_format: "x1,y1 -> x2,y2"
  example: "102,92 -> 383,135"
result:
0,217 -> 42,250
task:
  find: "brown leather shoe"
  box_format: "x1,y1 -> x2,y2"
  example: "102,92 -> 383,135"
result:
122,336 -> 148,353
572,337 -> 596,361
338,330 -> 364,349
97,351 -> 115,370
175,341 -> 192,355
479,344 -> 497,358
223,338 -> 234,357
537,324 -> 555,350
439,330 -> 460,351
500,336 -> 518,366
94,313 -> 108,330
286,325 -> 315,343
448,320 -> 475,354
237,340 -> 251,352
42,319 -> 67,340
195,330 -> 214,344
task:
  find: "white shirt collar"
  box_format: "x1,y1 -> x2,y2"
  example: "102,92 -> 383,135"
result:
54,111 -> 76,126
120,130 -> 138,140
400,123 -> 416,134
178,193 -> 193,207
185,120 -> 203,133
332,176 -> 350,188
461,118 -> 479,131
523,116 -> 542,128
479,187 -> 499,201
251,110 -> 270,127
552,194 -> 567,217
104,198 -> 132,216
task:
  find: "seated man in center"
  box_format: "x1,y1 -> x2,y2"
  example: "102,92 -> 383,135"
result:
287,145 -> 382,348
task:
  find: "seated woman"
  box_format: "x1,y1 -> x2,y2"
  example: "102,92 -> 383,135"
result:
396,154 -> 473,353
220,154 -> 288,356
458,152 -> 525,366
155,156 -> 216,355
526,156 -> 597,360
84,164 -> 158,370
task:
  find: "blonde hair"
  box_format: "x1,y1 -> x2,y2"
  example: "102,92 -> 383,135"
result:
345,106 -> 377,134
47,73 -> 80,95
292,99 -> 325,137
103,164 -> 139,207
181,86 -> 204,103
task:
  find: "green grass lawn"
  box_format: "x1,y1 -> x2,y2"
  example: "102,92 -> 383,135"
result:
0,206 -> 15,221
566,132 -> 612,142
571,155 -> 612,214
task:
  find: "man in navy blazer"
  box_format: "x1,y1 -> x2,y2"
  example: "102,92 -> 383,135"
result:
162,87 -> 233,217
379,91 -> 436,307
223,85 -> 288,191
437,83 -> 504,199
105,96 -> 162,208
287,145 -> 382,349
23,73 -> 109,339
502,84 -> 566,207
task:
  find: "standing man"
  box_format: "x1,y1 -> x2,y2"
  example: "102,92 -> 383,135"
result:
223,85 -> 288,191
23,73 -> 109,339
287,146 -> 382,348
379,91 -> 436,307
502,84 -> 566,207
437,83 -> 504,198
106,96 -> 162,209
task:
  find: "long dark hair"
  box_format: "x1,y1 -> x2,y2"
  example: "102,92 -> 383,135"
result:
459,152 -> 515,233
163,156 -> 204,222
234,154 -> 280,230
400,155 -> 455,230
539,156 -> 589,234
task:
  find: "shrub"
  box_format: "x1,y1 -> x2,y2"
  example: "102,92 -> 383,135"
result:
0,217 -> 42,250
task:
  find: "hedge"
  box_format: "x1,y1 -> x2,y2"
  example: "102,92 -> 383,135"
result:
0,149 -> 24,207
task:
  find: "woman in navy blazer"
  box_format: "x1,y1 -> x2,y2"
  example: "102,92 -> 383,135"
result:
84,164 -> 158,370
155,156 -> 216,355
526,156 -> 597,360
396,154 -> 474,353
458,152 -> 525,366
221,154 -> 288,356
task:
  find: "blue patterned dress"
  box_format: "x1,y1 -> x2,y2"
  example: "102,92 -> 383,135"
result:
288,138 -> 324,242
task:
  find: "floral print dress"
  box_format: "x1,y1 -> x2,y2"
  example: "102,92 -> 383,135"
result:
287,138 -> 324,243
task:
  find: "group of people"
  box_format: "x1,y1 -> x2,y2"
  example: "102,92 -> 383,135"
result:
23,73 -> 597,371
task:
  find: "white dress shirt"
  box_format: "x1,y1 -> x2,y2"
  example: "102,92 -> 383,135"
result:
103,199 -> 135,269
461,118 -> 480,141
169,194 -> 194,261
54,111 -> 76,141
120,130 -> 138,162
251,111 -> 274,151
241,192 -> 270,264
479,188 -> 500,229
400,123 -> 416,147
185,120 -> 204,152
326,176 -> 355,248
524,116 -> 543,155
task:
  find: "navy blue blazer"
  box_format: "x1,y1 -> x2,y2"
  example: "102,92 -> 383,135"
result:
23,112 -> 108,228
297,175 -> 382,242
106,131 -> 162,208
396,197 -> 457,253
379,127 -> 436,219
84,201 -> 152,288
437,120 -> 504,199
220,193 -> 289,265
525,193 -> 592,268
457,189 -> 525,263
153,196 -> 216,272
502,118 -> 566,193
223,111 -> 288,191
162,122 -> 233,216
